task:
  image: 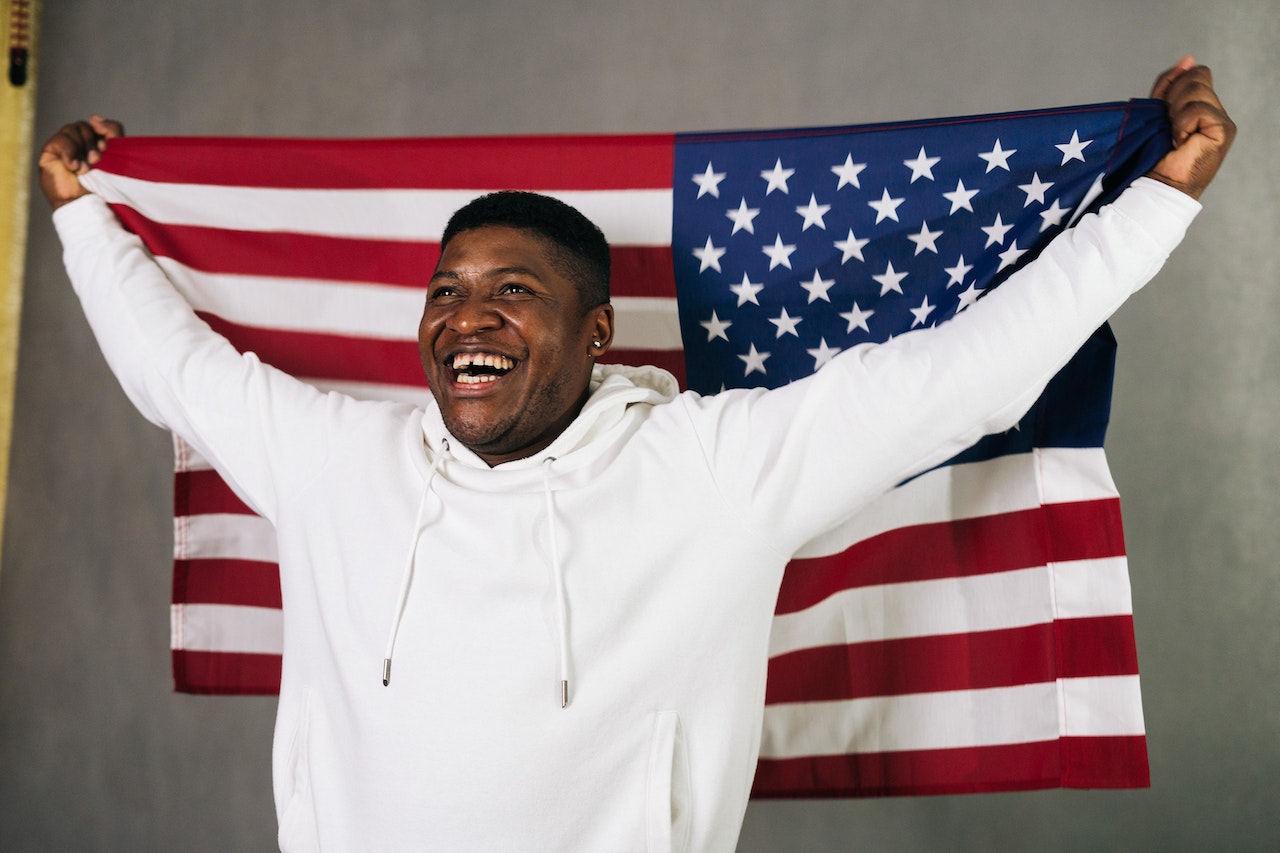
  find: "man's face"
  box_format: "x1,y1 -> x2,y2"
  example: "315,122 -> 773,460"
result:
418,225 -> 613,466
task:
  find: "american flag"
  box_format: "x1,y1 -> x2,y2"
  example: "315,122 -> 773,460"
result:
80,97 -> 1170,797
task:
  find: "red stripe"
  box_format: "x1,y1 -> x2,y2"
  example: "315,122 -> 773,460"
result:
172,649 -> 283,695
1058,614 -> 1139,678
1044,496 -> 1126,562
198,312 -> 429,386
611,246 -> 677,299
175,468 -> 256,516
110,205 -> 678,300
764,616 -> 1139,704
173,558 -> 283,608
198,313 -> 682,391
750,735 -> 1149,797
775,499 -> 1124,615
112,206 -> 438,288
599,348 -> 686,389
98,134 -> 676,190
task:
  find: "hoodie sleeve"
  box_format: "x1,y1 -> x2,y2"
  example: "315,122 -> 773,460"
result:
52,194 -> 337,523
683,177 -> 1201,554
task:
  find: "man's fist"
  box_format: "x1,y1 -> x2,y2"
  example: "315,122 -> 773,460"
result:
1146,56 -> 1236,200
38,115 -> 125,210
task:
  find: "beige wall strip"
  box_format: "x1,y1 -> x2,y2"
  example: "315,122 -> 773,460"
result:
1,0 -> 40,576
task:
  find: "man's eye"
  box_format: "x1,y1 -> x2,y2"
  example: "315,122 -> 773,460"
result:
501,283 -> 530,295
428,286 -> 459,300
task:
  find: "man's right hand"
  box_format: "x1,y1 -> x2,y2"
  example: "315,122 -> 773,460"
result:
38,115 -> 125,210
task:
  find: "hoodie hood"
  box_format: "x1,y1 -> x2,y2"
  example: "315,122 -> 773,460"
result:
415,362 -> 679,489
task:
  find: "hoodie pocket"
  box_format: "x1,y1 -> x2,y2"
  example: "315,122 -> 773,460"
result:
277,690 -> 321,852
645,710 -> 692,853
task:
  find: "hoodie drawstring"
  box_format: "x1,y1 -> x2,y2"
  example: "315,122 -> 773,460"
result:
542,458 -> 571,709
382,439 -> 449,687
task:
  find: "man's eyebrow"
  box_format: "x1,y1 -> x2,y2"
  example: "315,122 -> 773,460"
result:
429,265 -> 544,283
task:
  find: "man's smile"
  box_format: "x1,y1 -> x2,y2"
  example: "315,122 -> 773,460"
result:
449,351 -> 517,385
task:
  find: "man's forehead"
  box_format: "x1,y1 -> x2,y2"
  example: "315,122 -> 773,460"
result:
435,226 -> 570,278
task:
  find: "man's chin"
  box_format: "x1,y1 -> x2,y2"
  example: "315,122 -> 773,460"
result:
438,407 -> 514,454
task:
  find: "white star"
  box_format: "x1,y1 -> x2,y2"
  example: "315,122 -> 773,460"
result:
840,301 -> 875,333
762,234 -> 797,270
693,162 -> 726,198
700,310 -> 732,341
800,269 -> 836,303
944,254 -> 973,288
981,213 -> 1013,247
998,240 -> 1027,271
1056,130 -> 1092,164
693,235 -> 726,272
795,194 -> 832,231
1018,172 -> 1053,206
873,260 -> 908,295
729,272 -> 764,306
769,307 -> 803,338
955,282 -> 983,312
835,228 -> 869,263
978,139 -> 1016,172
761,158 -> 795,195
868,188 -> 905,224
909,295 -> 936,328
903,146 -> 940,183
1039,199 -> 1070,232
739,343 -> 770,376
907,221 -> 943,255
807,337 -> 842,370
942,178 -> 979,214
831,154 -> 867,190
726,198 -> 760,235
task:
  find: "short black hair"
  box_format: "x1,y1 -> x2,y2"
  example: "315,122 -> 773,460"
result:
440,191 -> 611,311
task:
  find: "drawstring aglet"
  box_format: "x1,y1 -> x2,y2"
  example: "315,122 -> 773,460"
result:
382,658 -> 392,687
561,679 -> 569,709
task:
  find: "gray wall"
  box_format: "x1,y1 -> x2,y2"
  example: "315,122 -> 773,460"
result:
3,1 -> 1276,850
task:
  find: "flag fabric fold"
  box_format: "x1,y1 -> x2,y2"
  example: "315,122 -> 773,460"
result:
81,97 -> 1171,797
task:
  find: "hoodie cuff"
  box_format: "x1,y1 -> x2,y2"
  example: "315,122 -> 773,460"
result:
1108,176 -> 1202,256
51,193 -> 119,244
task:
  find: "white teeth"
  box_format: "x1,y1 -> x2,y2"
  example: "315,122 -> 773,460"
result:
451,353 -> 515,371
456,372 -> 500,384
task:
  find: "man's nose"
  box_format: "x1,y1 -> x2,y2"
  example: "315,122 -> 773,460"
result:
447,294 -> 502,335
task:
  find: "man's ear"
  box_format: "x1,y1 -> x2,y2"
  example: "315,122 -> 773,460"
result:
587,303 -> 615,357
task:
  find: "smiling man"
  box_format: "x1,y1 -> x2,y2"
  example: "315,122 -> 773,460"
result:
419,193 -> 615,466
40,59 -> 1233,852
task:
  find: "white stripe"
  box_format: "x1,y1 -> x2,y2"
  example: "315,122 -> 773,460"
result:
173,435 -> 211,473
761,682 -> 1060,756
794,447 -> 1116,559
1037,445 -> 1119,503
1052,556 -> 1134,619
83,172 -> 674,244
160,256 -> 684,350
1060,675 -> 1146,736
610,296 -> 682,351
158,257 -> 424,338
307,379 -> 431,404
759,675 -> 1143,758
768,565 -> 1054,656
171,603 -> 283,654
768,555 -> 1135,657
174,513 -> 278,562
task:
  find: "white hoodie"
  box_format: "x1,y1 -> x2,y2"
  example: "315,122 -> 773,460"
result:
54,178 -> 1198,852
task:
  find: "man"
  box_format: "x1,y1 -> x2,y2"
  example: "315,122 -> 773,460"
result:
40,58 -> 1232,852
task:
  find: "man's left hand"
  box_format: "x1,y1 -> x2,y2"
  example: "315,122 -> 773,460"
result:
1146,56 -> 1236,200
